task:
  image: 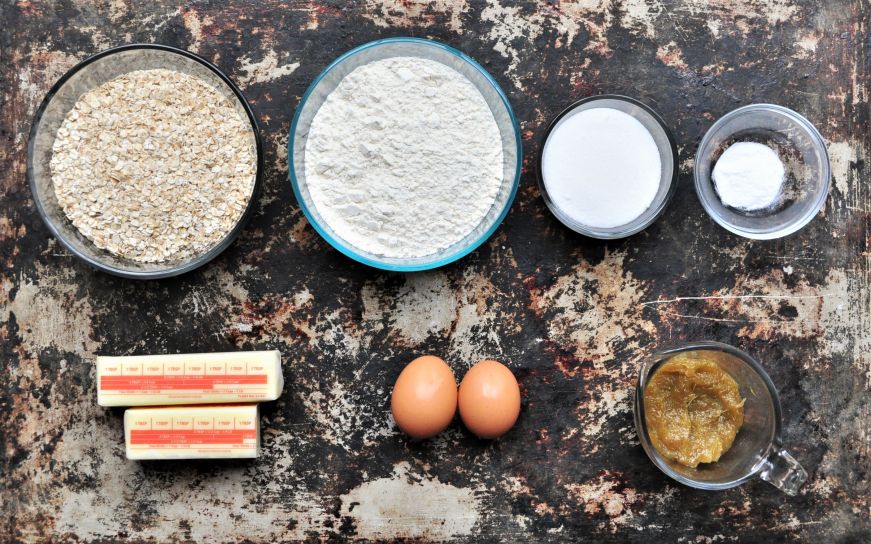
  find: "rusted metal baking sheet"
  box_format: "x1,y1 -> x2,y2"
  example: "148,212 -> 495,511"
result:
1,1 -> 868,542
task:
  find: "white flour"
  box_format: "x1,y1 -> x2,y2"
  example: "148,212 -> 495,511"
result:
304,57 -> 504,259
712,141 -> 785,210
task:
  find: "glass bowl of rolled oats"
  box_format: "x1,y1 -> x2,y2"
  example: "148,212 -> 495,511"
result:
28,44 -> 262,279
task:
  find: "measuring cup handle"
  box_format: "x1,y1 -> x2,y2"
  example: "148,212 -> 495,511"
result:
758,447 -> 808,495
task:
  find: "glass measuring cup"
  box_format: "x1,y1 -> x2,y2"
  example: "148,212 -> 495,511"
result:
634,341 -> 807,495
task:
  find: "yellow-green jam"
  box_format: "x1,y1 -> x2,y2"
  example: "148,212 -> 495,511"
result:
644,352 -> 745,468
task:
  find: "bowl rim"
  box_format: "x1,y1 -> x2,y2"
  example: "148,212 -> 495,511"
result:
27,43 -> 264,279
287,36 -> 522,272
692,103 -> 831,240
535,94 -> 680,239
634,340 -> 784,491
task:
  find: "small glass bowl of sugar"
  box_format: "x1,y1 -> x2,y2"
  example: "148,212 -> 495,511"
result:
694,104 -> 830,240
537,95 -> 679,239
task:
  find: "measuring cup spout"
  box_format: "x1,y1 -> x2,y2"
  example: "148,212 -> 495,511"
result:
758,447 -> 807,495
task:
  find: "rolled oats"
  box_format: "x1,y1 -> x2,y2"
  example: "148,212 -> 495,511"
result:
50,68 -> 256,263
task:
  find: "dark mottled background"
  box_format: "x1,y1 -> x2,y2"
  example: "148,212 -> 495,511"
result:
1,1 -> 869,542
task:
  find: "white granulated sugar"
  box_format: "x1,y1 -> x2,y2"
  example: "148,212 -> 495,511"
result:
712,141 -> 785,211
304,57 -> 503,259
541,107 -> 662,229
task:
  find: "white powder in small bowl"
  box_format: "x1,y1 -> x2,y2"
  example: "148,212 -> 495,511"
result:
541,107 -> 662,230
712,141 -> 785,211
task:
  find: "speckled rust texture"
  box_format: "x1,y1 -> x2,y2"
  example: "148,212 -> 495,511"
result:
1,1 -> 869,542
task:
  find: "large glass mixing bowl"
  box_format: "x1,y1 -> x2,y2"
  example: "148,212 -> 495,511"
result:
28,44 -> 263,279
288,38 -> 522,272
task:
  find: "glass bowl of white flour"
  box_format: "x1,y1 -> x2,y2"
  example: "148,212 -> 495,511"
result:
289,38 -> 522,271
694,104 -> 830,240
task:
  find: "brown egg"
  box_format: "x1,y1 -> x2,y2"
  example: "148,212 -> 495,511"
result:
391,355 -> 458,439
458,359 -> 520,439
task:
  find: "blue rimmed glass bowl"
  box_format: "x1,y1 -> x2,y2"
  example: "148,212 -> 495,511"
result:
288,38 -> 522,272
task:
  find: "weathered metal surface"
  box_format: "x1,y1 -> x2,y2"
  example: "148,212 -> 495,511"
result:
1,0 -> 869,542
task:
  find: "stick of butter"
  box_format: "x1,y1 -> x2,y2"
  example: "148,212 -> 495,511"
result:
97,350 -> 283,407
124,404 -> 260,460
